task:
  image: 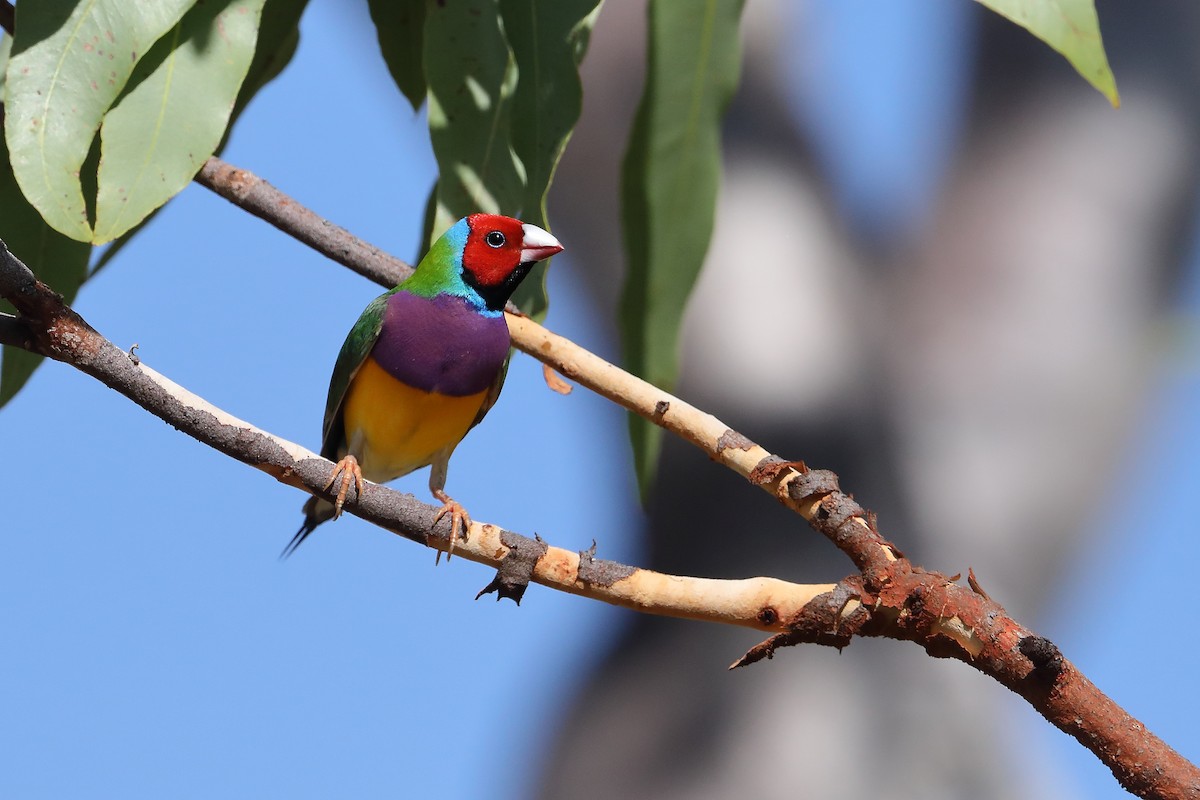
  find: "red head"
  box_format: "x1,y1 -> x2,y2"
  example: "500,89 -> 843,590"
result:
462,213 -> 563,289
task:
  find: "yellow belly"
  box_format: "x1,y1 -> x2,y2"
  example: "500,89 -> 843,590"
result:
340,356 -> 489,482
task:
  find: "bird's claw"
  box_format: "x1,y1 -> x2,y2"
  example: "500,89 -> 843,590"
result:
325,455 -> 365,517
431,492 -> 471,565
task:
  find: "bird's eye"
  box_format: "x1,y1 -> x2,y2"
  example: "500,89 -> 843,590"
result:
485,231 -> 506,248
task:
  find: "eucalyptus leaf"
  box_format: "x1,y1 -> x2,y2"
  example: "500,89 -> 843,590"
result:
368,0 -> 426,112
93,0 -> 266,244
4,0 -> 196,242
501,0 -> 602,320
620,0 -> 744,498
974,0 -> 1118,106
92,0 -> 310,277
423,0 -> 523,244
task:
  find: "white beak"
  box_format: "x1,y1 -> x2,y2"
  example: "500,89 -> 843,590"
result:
519,223 -> 564,263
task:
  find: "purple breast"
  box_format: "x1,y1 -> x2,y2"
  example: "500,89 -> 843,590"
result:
370,291 -> 510,397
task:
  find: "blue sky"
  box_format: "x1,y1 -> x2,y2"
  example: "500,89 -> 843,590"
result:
3,2 -> 1197,798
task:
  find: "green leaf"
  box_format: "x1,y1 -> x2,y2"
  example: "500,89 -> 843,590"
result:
422,0 -> 600,317
423,0 -> 523,244
4,0 -> 196,242
619,0 -> 744,499
92,0 -> 309,277
93,0 -> 266,244
368,0 -> 426,112
0,107 -> 92,408
500,0 -> 601,320
974,0 -> 1119,106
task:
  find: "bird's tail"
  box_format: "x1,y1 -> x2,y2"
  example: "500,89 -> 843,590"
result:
280,495 -> 337,559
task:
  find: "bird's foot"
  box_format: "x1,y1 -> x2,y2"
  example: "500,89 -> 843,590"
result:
325,455 -> 365,517
431,490 -> 471,565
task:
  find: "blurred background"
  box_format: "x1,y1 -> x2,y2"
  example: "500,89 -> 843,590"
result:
3,0 -> 1199,797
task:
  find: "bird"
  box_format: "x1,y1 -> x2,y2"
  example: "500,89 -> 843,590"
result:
283,213 -> 563,560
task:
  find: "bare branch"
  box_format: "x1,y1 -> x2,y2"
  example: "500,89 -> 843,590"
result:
0,1 -> 13,37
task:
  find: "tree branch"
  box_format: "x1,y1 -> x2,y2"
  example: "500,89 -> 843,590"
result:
2,159 -> 1195,797
0,1 -> 14,37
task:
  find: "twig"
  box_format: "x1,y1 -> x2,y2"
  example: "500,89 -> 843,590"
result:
0,1 -> 14,37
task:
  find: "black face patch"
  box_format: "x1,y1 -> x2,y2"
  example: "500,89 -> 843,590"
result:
462,260 -> 534,313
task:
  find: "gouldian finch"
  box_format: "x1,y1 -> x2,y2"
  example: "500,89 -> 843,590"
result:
284,214 -> 563,558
